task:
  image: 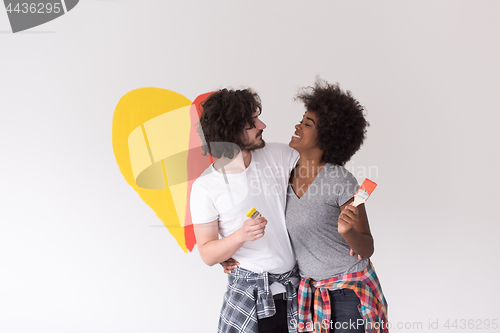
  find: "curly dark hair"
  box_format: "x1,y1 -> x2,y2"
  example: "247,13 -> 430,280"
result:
296,79 -> 369,166
197,88 -> 262,159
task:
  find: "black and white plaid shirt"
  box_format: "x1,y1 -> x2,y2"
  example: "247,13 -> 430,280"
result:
218,265 -> 299,333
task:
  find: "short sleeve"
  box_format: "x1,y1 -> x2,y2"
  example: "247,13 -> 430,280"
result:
331,167 -> 360,207
190,181 -> 219,224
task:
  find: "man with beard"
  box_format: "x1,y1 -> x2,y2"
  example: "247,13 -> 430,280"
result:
190,88 -> 299,333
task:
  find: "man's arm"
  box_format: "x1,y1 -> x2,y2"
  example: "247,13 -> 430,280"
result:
194,217 -> 267,266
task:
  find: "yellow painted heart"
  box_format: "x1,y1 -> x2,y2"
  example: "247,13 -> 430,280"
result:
112,88 -> 213,252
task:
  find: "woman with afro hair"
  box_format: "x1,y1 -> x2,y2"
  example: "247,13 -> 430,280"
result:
286,79 -> 388,333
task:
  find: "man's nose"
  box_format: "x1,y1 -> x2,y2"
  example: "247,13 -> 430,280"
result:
256,118 -> 266,130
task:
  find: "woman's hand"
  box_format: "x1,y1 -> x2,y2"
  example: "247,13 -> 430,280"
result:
350,248 -> 363,260
337,200 -> 374,259
220,257 -> 240,274
338,204 -> 359,235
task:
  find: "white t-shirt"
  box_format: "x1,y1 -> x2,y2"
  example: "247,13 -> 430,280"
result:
190,143 -> 299,292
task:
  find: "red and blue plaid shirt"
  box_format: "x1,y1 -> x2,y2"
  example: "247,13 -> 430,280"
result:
297,261 -> 388,333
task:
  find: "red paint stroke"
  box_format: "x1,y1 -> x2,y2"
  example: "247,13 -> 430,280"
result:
184,92 -> 214,251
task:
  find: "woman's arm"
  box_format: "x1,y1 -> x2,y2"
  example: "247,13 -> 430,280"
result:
338,198 -> 374,258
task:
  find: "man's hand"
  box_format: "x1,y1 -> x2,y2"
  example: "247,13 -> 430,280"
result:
220,257 -> 240,274
237,217 -> 267,242
338,204 -> 359,235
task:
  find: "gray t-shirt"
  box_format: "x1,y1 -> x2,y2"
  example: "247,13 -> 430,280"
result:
285,163 -> 369,281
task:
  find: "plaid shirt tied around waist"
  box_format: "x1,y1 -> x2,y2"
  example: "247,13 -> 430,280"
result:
298,261 -> 388,333
218,265 -> 299,333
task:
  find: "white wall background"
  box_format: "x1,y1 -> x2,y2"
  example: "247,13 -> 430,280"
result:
1,0 -> 499,332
